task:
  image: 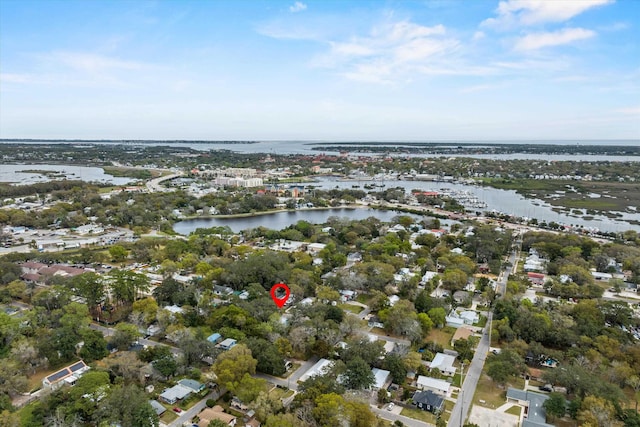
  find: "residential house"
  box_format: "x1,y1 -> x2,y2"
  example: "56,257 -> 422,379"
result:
159,384 -> 192,404
177,378 -> 206,394
445,312 -> 465,328
299,358 -> 333,383
149,400 -> 166,416
505,388 -> 553,427
429,353 -> 456,377
339,290 -> 356,302
371,368 -> 391,390
207,333 -> 222,344
367,315 -> 384,329
527,272 -> 546,286
459,310 -> 479,325
198,406 -> 237,427
413,390 -> 445,413
42,360 -> 90,390
218,338 -> 237,351
416,376 -> 451,397
214,285 -> 234,296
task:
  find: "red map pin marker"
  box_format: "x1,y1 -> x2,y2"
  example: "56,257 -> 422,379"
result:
270,283 -> 290,309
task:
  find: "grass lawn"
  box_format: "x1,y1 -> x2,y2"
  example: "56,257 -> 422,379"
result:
452,373 -> 462,387
338,303 -> 363,314
473,374 -> 507,409
505,405 -> 522,416
426,327 -> 456,349
356,294 -> 370,304
160,410 -> 178,423
476,315 -> 488,328
269,387 -> 295,400
400,407 -> 439,424
26,369 -> 50,392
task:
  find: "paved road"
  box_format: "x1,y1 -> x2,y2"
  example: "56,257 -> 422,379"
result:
447,240 -> 520,427
253,356 -> 320,392
371,405 -> 434,427
165,388 -> 225,427
146,171 -> 183,193
447,314 -> 491,427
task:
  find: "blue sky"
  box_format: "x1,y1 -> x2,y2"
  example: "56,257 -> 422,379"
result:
0,0 -> 638,140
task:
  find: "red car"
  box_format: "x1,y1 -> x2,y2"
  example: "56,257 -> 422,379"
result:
173,407 -> 182,413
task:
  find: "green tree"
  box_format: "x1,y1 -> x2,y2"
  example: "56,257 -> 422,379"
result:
79,329 -> 109,362
428,307 -> 446,327
543,392 -> 566,420
343,357 -> 375,390
312,393 -> 346,427
383,354 -> 408,384
99,384 -> 159,427
109,245 -> 129,263
110,322 -> 140,350
212,344 -> 257,392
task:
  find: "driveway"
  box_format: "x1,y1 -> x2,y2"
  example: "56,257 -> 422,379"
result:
370,404 -> 435,427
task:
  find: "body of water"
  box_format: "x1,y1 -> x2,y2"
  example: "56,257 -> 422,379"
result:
0,164 -> 133,185
2,140 -> 639,161
173,208 -> 429,234
174,177 -> 640,234
312,177 -> 640,233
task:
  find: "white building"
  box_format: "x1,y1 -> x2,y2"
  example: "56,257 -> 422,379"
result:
371,368 -> 391,390
416,376 -> 451,397
299,358 -> 333,383
429,353 -> 456,376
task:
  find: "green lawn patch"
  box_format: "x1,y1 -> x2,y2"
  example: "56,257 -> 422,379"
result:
472,374 -> 507,409
338,303 -> 363,314
269,387 -> 294,400
426,327 -> 456,349
505,405 -> 522,416
400,407 -> 440,424
160,410 -> 178,423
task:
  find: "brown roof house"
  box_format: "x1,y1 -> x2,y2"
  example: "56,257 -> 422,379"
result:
198,406 -> 237,427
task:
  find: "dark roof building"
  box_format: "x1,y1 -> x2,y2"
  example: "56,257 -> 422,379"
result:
413,390 -> 445,413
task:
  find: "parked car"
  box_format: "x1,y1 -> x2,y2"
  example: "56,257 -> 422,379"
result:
387,403 -> 395,411
173,407 -> 182,413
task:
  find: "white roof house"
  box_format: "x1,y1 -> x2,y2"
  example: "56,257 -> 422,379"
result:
371,368 -> 391,390
421,271 -> 438,284
459,310 -> 479,325
416,376 -> 451,396
430,353 -> 456,376
445,312 -> 465,328
159,384 -> 192,404
299,358 -> 333,383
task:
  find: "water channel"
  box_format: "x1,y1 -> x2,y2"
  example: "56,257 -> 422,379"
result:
174,177 -> 640,234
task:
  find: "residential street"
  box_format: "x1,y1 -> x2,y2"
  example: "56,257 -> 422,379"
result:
253,355 -> 320,392
165,387 -> 225,427
447,241 -> 519,427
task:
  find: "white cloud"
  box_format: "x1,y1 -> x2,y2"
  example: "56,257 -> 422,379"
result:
514,28 -> 595,51
45,51 -> 144,73
615,106 -> 640,115
312,20 -> 460,83
472,31 -> 485,41
482,0 -> 613,28
289,1 -> 307,13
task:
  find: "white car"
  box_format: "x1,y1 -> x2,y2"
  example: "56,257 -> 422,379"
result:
387,403 -> 395,411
